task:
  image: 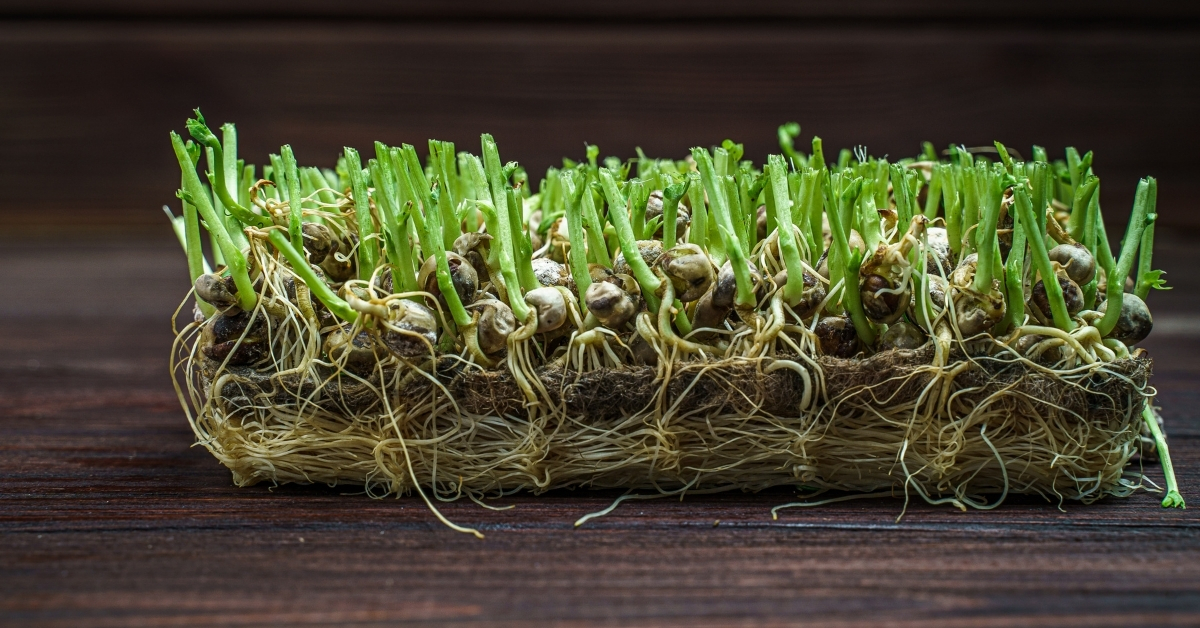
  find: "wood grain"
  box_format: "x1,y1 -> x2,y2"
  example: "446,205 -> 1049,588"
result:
3,7 -> 1200,624
5,1 -> 1200,21
0,233 -> 1198,627
1,19 -> 1198,233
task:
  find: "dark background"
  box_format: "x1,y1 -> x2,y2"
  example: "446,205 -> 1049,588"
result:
3,1 -> 1200,234
3,3 -> 1200,627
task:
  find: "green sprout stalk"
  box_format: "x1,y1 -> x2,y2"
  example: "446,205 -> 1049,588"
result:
923,164 -> 942,219
185,112 -> 271,229
766,155 -> 806,306
343,147 -> 380,281
856,184 -> 883,253
179,142 -> 208,286
393,146 -> 433,258
998,200 -> 1028,333
686,171 -> 712,259
561,174 -> 592,305
267,229 -> 357,323
661,179 -> 689,250
809,137 -> 826,172
1142,404 -> 1185,509
1135,211 -> 1167,300
959,162 -> 980,255
1013,184 -> 1074,331
799,169 -> 823,264
725,175 -> 751,255
628,179 -> 649,241
971,165 -> 1004,294
1097,178 -> 1155,337
941,165 -> 963,257
171,131 -> 257,311
580,178 -> 613,267
481,134 -> 531,323
369,146 -> 418,295
429,141 -> 461,250
693,147 -> 755,309
280,145 -> 304,251
1067,175 -> 1099,243
465,154 -> 504,271
506,185 -> 539,293
600,169 -> 662,312
1081,189 -> 1100,309
825,176 -> 876,345
426,181 -> 472,328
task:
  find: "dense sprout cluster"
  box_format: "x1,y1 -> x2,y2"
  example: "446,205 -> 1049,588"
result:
166,111 -> 1181,511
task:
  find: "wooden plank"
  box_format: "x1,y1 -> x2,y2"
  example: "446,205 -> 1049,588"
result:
3,1 -> 1199,21
1,22 -> 1198,233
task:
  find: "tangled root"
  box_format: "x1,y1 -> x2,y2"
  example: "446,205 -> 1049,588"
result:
174,302 -> 1154,517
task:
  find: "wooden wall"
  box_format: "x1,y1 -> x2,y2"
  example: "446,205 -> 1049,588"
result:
2,2 -> 1198,233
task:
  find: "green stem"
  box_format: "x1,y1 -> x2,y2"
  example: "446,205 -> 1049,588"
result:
280,145 -> 304,251
959,164 -> 979,255
999,202 -> 1028,333
685,171 -> 710,256
1135,211 -> 1161,300
184,114 -> 271,229
206,148 -> 249,251
581,179 -> 612,267
1067,176 -> 1099,242
600,170 -> 661,311
425,180 -> 472,328
369,147 -> 416,294
661,180 -> 688,250
343,148 -> 380,281
179,162 -> 207,286
507,186 -> 539,293
481,134 -> 531,322
809,137 -> 826,172
766,155 -> 806,305
1097,178 -> 1155,337
692,148 -> 754,308
1081,190 -> 1100,309
942,165 -> 963,258
802,169 -> 823,265
394,147 -> 433,258
171,131 -> 257,311
561,174 -> 592,305
857,186 -> 883,253
1013,184 -> 1074,331
843,249 -> 877,346
972,167 -> 1003,293
923,165 -> 942,219
725,175 -> 750,255
1142,404 -> 1185,508
825,176 -> 874,344
628,179 -> 648,241
429,141 -> 461,250
267,229 -> 356,322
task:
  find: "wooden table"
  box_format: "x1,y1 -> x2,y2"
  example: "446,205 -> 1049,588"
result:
4,4 -> 1200,625
2,232 -> 1198,627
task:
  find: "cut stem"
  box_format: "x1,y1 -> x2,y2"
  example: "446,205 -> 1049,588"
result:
343,147 -> 380,281
481,134 -> 531,322
766,155 -> 806,306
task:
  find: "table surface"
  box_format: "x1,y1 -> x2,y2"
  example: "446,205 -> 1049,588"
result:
1,231 -> 1198,628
